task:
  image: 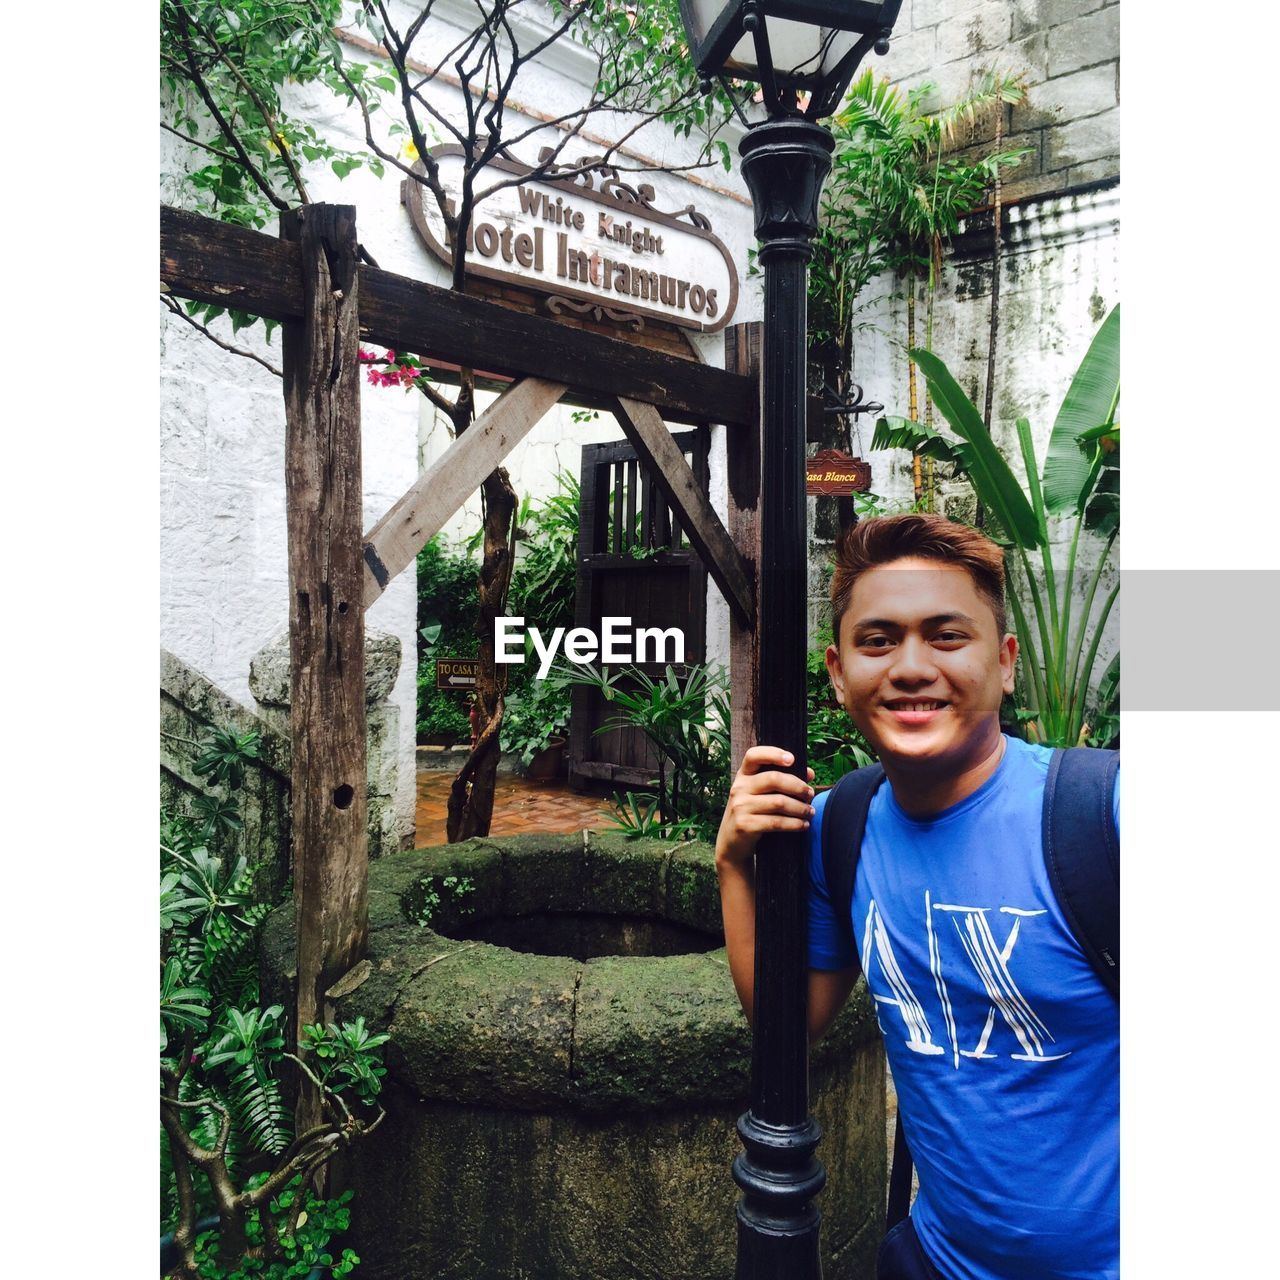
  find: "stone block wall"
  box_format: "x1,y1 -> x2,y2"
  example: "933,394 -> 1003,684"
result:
161,648 -> 293,902
886,0 -> 1119,202
161,635 -> 407,903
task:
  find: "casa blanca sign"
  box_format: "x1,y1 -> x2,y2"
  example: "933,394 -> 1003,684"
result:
403,147 -> 739,333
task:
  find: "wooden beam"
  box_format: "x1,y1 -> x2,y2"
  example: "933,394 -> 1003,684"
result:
613,396 -> 755,629
161,204 -> 756,427
280,205 -> 368,1124
724,323 -> 763,771
362,376 -> 567,605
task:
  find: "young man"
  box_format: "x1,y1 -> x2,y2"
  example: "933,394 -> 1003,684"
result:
715,513 -> 1118,1280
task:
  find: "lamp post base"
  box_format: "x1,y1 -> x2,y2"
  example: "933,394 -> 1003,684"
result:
732,1111 -> 826,1279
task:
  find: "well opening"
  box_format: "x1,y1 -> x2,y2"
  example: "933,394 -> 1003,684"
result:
445,910 -> 722,960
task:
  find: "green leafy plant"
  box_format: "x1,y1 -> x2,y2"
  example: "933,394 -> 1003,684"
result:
871,306 -> 1120,746
160,0 -> 389,337
507,472 -> 581,632
162,727 -> 388,1278
194,726 -> 264,790
1086,653 -> 1120,749
299,1017 -> 391,1107
812,69 -> 1029,498
569,663 -> 731,842
605,790 -> 700,842
187,1176 -> 360,1279
409,875 -> 476,931
500,667 -> 573,767
415,535 -> 480,744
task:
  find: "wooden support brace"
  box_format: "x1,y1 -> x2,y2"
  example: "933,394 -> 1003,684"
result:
280,204 -> 367,1121
361,377 -> 568,605
613,395 -> 755,629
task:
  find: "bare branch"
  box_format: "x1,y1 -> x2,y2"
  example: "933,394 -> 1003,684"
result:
401,0 -> 440,50
408,21 -> 478,95
161,120 -> 245,166
241,1133 -> 342,1210
471,104 -> 724,206
162,296 -> 283,376
413,375 -> 460,418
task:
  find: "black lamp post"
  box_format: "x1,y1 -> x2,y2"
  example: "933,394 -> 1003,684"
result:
677,3 -> 902,1277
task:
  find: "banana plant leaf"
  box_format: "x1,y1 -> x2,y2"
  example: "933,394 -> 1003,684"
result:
1043,304 -> 1120,514
871,415 -> 964,466
908,348 -> 1044,548
1084,466 -> 1119,538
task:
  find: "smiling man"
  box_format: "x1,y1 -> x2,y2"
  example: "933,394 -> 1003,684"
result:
715,513 -> 1119,1280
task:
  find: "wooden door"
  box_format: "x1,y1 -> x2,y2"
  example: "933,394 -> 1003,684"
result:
569,429 -> 710,789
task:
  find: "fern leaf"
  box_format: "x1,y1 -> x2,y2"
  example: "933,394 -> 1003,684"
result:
230,1061 -> 291,1156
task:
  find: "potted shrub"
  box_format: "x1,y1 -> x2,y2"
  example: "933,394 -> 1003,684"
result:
500,667 -> 572,779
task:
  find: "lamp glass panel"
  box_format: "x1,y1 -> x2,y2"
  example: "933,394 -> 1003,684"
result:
722,22 -> 860,87
681,0 -> 724,48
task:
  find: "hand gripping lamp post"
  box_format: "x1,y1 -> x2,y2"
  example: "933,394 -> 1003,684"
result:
676,4 -> 903,1276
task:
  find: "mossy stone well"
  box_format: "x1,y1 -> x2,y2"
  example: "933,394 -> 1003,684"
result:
260,831 -> 885,1280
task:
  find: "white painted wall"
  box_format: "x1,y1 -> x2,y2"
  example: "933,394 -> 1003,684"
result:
160,0 -> 760,843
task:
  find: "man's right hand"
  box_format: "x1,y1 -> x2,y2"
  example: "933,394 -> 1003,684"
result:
715,745 -> 816,869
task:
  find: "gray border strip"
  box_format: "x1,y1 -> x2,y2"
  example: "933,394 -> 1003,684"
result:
1123,571 -> 1280,710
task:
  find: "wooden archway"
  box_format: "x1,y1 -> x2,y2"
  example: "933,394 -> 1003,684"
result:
160,202 -> 779,1111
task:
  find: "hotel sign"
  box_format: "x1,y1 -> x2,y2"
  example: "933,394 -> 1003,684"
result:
403,146 -> 739,333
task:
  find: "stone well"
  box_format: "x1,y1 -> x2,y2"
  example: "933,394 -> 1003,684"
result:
260,831 -> 885,1280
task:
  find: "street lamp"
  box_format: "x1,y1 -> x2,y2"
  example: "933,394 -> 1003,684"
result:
677,3 -> 903,1277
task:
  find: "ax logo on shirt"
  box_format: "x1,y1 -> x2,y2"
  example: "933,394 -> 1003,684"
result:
861,892 -> 1069,1070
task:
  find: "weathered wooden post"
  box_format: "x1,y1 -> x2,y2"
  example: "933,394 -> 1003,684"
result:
279,203 -> 368,1128
725,321 -> 762,772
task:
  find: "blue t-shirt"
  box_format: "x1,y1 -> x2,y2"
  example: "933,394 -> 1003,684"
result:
808,735 -> 1119,1280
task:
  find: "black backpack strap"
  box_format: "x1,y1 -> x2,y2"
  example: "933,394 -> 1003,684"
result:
819,762 -> 887,962
818,764 -> 912,1229
1042,746 -> 1121,1001
886,1112 -> 914,1232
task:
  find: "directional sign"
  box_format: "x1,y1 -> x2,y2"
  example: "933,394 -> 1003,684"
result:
435,658 -> 479,690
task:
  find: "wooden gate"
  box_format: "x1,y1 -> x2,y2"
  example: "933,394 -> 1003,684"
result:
568,430 -> 710,789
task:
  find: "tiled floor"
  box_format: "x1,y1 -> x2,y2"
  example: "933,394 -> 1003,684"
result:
414,769 -> 617,847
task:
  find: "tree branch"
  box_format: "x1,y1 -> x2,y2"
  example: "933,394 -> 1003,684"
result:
161,120 -> 245,167
414,375 -> 459,418
161,296 -> 283,376
160,1091 -> 233,1163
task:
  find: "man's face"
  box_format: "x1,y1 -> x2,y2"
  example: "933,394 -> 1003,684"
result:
825,556 -> 1016,774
